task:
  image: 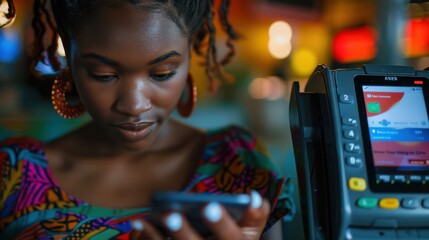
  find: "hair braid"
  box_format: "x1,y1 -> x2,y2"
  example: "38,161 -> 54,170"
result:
218,0 -> 239,66
0,0 -> 16,27
29,0 -> 47,77
205,0 -> 221,92
209,0 -> 239,91
41,1 -> 61,72
29,0 -> 61,78
190,0 -> 238,92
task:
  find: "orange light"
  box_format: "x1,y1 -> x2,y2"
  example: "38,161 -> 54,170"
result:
414,80 -> 424,85
332,26 -> 377,63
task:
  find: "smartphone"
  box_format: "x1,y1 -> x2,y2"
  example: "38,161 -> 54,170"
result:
150,192 -> 251,237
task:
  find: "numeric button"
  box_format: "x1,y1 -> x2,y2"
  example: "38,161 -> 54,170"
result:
339,94 -> 354,104
343,128 -> 358,140
345,143 -> 361,153
346,156 -> 363,167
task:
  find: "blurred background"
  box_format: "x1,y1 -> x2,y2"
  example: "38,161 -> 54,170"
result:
1,0 -> 429,239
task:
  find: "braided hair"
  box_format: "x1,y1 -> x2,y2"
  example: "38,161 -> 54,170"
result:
2,0 -> 239,92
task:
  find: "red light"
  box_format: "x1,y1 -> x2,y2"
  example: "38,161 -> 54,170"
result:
404,18 -> 429,57
332,26 -> 377,63
414,80 -> 424,85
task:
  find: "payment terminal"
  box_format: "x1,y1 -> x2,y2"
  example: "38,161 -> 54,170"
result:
289,64 -> 429,240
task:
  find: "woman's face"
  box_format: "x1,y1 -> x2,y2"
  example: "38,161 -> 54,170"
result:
66,5 -> 190,151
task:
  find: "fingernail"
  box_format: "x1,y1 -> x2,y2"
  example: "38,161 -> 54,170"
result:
131,220 -> 144,231
165,212 -> 183,232
204,202 -> 222,223
250,190 -> 262,209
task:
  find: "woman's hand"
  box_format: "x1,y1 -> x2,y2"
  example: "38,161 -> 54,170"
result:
129,190 -> 271,240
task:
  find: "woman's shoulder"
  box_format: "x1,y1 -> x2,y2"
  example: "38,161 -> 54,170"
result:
0,137 -> 48,168
205,125 -> 259,149
0,137 -> 44,147
206,124 -> 254,138
203,125 -> 275,170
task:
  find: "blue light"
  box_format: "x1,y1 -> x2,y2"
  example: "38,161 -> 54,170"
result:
34,53 -> 66,76
0,29 -> 21,63
35,60 -> 58,76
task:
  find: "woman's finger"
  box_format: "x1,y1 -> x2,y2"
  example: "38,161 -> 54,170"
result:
129,219 -> 164,240
202,202 -> 243,240
200,191 -> 271,240
239,190 -> 271,228
162,212 -> 203,240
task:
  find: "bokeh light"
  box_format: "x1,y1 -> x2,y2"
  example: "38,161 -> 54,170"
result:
0,30 -> 20,63
332,26 -> 377,63
269,21 -> 293,43
291,48 -> 318,77
268,41 -> 292,59
248,76 -> 286,100
404,18 -> 429,57
0,1 -> 15,28
268,20 -> 293,59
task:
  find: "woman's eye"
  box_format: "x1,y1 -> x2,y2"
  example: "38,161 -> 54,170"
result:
90,74 -> 118,82
150,71 -> 176,81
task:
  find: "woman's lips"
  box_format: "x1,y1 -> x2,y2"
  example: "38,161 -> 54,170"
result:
110,121 -> 157,141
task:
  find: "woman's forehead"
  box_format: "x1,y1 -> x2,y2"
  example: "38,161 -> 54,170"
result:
59,0 -> 186,37
73,5 -> 184,40
70,6 -> 189,66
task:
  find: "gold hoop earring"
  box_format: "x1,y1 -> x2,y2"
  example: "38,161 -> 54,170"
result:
51,68 -> 85,119
177,74 -> 197,118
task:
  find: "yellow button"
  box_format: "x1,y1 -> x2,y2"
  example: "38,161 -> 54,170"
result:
348,177 -> 366,191
379,198 -> 399,209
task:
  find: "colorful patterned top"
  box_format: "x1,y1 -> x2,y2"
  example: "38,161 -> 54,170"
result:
0,125 -> 295,239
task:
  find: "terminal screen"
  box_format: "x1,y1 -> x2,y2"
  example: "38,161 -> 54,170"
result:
355,76 -> 429,192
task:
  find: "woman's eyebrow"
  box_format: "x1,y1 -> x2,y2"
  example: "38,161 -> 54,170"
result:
147,51 -> 181,65
81,53 -> 121,67
80,51 -> 181,67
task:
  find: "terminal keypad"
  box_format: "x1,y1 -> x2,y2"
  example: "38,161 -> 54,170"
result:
339,92 -> 363,173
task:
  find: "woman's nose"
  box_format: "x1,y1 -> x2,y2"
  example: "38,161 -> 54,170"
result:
114,79 -> 151,116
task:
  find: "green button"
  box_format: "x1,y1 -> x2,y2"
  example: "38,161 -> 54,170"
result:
357,198 -> 378,208
367,102 -> 381,113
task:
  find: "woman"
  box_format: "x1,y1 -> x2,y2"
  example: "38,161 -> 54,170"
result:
0,0 -> 294,239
